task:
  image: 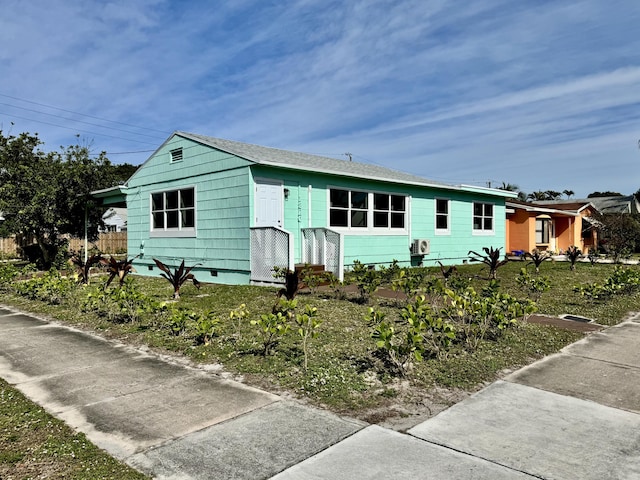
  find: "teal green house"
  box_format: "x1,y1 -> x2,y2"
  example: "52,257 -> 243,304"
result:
95,131 -> 515,285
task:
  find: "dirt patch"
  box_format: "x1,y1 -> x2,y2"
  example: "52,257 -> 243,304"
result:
526,314 -> 604,333
356,383 -> 474,431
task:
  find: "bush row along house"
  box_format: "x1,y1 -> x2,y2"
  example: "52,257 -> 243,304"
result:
93,131 -> 516,285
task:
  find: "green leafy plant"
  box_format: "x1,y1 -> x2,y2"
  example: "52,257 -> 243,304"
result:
378,259 -> 401,284
194,312 -> 221,345
468,247 -> 509,279
574,266 -> 640,301
165,307 -> 192,336
14,269 -> 76,305
153,258 -> 201,299
442,287 -> 536,350
523,249 -> 553,273
565,246 -> 582,271
252,311 -> 291,356
69,253 -> 102,284
517,267 -> 551,301
229,303 -> 249,333
369,303 -> 433,377
100,255 -> 139,287
83,277 -> 153,323
0,262 -> 20,291
324,271 -> 346,299
300,265 -> 324,294
294,304 -> 322,372
401,295 -> 456,359
391,268 -> 426,304
350,260 -> 381,303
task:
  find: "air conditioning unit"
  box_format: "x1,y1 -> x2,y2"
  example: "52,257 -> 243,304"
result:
411,238 -> 430,255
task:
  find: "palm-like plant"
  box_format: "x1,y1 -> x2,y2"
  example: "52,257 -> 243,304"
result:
468,247 -> 509,280
100,255 -> 139,287
523,249 -> 552,273
69,253 -> 102,284
565,246 -> 582,271
153,258 -> 201,299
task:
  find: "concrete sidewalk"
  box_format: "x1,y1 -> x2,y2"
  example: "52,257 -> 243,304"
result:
2,305 -> 640,479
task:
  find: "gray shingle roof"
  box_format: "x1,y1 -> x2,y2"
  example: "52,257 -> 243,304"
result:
538,196 -> 639,214
177,131 -> 493,194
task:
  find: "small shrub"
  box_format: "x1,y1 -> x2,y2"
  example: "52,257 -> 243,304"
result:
294,304 -> 321,372
350,260 -> 380,303
69,253 -> 102,284
324,272 -> 346,299
468,247 -> 509,279
523,249 -> 553,273
100,255 -> 139,287
517,268 -> 551,301
153,258 -> 201,299
83,277 -> 153,323
0,263 -> 20,291
252,299 -> 294,355
14,269 -> 76,305
565,246 -> 582,271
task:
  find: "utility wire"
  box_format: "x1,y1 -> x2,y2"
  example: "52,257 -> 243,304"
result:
0,92 -> 172,135
0,102 -> 166,141
0,112 -> 160,146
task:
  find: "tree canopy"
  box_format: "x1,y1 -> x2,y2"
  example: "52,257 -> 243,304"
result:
0,131 -> 129,268
588,191 -> 623,198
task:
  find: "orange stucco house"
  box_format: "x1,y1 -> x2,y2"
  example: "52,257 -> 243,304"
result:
506,200 -> 599,255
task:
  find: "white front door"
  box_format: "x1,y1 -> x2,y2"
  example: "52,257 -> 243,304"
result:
255,179 -> 283,227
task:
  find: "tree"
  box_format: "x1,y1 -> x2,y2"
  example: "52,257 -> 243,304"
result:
526,190 -> 563,201
588,191 -> 623,198
596,212 -> 640,259
563,189 -> 574,198
0,131 -> 120,268
498,181 -> 519,192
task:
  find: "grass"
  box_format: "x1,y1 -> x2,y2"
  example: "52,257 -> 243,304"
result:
0,378 -> 148,479
1,258 -> 639,477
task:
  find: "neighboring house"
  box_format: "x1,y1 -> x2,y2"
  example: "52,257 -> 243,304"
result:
539,195 -> 640,215
101,207 -> 128,232
93,131 -> 516,285
506,200 -> 599,255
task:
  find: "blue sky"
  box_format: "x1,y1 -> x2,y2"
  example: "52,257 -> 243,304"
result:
1,0 -> 639,198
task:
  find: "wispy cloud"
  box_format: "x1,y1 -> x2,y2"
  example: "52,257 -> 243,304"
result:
1,0 -> 639,196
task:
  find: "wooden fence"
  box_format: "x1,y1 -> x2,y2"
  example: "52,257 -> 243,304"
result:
0,232 -> 128,257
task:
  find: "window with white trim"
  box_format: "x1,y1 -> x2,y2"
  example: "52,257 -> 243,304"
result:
473,202 -> 493,232
435,198 -> 449,233
151,187 -> 195,234
374,193 -> 405,228
329,189 -> 406,230
535,218 -> 550,244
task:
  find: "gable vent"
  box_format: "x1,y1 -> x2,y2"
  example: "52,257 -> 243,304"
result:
170,148 -> 183,162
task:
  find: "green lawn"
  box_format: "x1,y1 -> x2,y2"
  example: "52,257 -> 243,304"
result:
1,258 -> 639,477
0,378 -> 148,479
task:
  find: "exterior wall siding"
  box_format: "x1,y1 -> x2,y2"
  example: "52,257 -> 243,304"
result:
126,137 -> 510,285
250,166 -> 507,269
127,135 -> 253,285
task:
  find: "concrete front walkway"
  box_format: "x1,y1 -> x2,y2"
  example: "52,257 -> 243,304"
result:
1,305 -> 640,479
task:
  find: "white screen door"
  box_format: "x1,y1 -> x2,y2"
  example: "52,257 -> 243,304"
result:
255,179 -> 283,227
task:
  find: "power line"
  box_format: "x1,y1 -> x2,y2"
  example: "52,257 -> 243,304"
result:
106,149 -> 155,155
0,92 -> 172,135
0,111 -> 160,146
0,101 -> 166,141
